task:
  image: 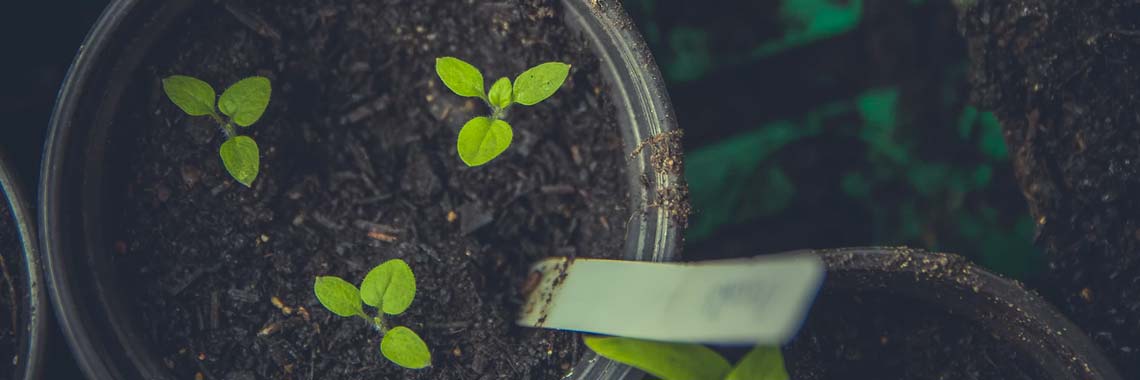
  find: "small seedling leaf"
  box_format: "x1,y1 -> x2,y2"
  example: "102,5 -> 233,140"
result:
584,336 -> 730,380
381,326 -> 431,369
162,75 -> 217,116
313,276 -> 363,318
512,62 -> 570,106
457,116 -> 512,166
436,57 -> 485,98
360,259 -> 416,315
219,136 -> 260,187
725,346 -> 789,380
219,76 -> 271,127
488,77 -> 512,109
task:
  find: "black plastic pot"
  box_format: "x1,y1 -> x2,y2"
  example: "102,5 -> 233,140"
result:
41,0 -> 681,379
797,247 -> 1120,380
0,151 -> 48,380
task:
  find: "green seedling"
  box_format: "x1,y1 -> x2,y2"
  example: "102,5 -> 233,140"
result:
313,259 -> 431,369
435,57 -> 571,166
161,75 -> 271,187
585,337 -> 789,380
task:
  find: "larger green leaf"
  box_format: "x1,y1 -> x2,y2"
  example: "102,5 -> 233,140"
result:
584,336 -> 731,380
162,75 -> 216,116
457,116 -> 513,166
381,326 -> 432,369
360,259 -> 416,315
219,76 -> 271,127
219,136 -> 260,187
726,346 -> 789,380
512,62 -> 570,106
313,276 -> 363,318
436,57 -> 485,98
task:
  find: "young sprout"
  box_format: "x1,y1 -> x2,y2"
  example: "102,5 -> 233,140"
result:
435,57 -> 571,166
161,75 -> 271,187
313,259 -> 431,369
584,336 -> 789,380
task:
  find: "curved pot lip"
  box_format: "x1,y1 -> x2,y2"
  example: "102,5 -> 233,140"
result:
815,247 -> 1122,380
41,0 -> 683,379
0,150 -> 49,380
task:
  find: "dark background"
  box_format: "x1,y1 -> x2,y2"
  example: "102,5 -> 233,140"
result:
1,0 -> 1036,377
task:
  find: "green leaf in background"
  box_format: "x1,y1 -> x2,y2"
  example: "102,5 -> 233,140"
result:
436,57 -> 485,98
313,276 -> 363,318
584,336 -> 731,380
381,326 -> 432,369
512,62 -> 570,106
219,136 -> 260,187
161,75 -> 217,116
726,346 -> 789,380
457,116 -> 513,166
360,259 -> 417,315
219,76 -> 272,127
488,77 -> 513,109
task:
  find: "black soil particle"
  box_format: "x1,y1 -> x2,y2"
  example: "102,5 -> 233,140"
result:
111,0 -> 630,379
0,201 -> 21,379
962,0 -> 1140,376
785,291 -> 1046,380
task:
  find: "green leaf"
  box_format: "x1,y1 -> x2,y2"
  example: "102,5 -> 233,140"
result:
381,326 -> 432,369
219,136 -> 260,187
218,76 -> 271,127
161,75 -> 216,116
512,62 -> 571,106
313,276 -> 363,318
584,336 -> 730,380
457,116 -> 512,166
726,346 -> 789,380
436,57 -> 485,98
488,77 -> 512,109
360,259 -> 416,315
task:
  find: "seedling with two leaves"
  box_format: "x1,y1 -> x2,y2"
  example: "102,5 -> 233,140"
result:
313,259 -> 431,369
161,75 -> 270,187
435,57 -> 571,166
585,337 -> 788,380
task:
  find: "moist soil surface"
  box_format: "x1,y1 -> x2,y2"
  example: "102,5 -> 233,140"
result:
962,0 -> 1140,377
783,291 -> 1046,380
0,202 -> 22,378
111,0 -> 630,379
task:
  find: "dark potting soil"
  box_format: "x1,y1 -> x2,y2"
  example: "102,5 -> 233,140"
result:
784,291 -> 1046,380
962,0 -> 1140,377
111,0 -> 631,379
0,202 -> 21,378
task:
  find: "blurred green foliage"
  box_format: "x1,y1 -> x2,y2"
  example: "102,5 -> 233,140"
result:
628,0 -> 1042,278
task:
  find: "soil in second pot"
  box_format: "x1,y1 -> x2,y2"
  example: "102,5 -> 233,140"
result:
0,201 -> 22,378
784,291 -> 1047,380
962,0 -> 1140,376
108,0 -> 632,379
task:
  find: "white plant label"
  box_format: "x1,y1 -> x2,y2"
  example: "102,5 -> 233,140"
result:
516,252 -> 825,345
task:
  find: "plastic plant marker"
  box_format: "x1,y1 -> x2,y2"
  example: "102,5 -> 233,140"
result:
360,258 -> 416,315
313,276 -> 363,318
381,326 -> 432,369
161,75 -> 216,116
218,76 -> 271,127
488,77 -> 513,109
457,116 -> 513,166
725,346 -> 789,380
218,136 -> 260,187
435,57 -> 485,98
517,253 -> 825,344
584,336 -> 730,380
512,62 -> 571,106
